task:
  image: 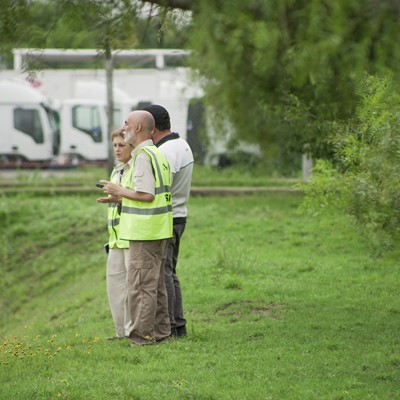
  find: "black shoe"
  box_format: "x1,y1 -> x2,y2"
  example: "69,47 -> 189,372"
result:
172,326 -> 187,337
177,326 -> 187,337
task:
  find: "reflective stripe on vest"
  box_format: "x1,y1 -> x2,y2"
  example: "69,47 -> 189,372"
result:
119,145 -> 173,241
107,167 -> 129,249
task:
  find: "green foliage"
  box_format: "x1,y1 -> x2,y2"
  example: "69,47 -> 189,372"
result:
0,0 -> 29,66
0,0 -> 28,40
3,0 -> 400,174
189,0 -> 400,161
0,0 -> 189,69
301,75 -> 400,252
61,0 -> 141,51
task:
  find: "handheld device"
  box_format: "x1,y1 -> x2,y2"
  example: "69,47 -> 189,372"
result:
96,183 -> 104,188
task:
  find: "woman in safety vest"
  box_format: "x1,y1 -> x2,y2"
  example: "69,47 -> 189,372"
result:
96,128 -> 133,340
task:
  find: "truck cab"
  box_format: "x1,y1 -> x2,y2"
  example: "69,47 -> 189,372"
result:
0,79 -> 60,162
57,81 -> 138,161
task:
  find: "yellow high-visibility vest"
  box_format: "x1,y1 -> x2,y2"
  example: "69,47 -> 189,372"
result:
107,165 -> 130,249
119,145 -> 172,241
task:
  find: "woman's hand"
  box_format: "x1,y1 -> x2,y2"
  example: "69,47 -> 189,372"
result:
96,195 -> 120,203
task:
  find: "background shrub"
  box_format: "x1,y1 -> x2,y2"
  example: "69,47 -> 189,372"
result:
302,75 -> 400,252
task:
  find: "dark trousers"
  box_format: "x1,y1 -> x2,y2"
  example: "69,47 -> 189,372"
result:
164,223 -> 186,329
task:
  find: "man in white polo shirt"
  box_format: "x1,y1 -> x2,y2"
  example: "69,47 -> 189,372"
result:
144,104 -> 194,338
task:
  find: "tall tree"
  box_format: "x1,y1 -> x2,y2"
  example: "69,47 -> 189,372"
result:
4,0 -> 400,168
61,0 -> 142,173
0,0 -> 190,172
141,0 -> 400,164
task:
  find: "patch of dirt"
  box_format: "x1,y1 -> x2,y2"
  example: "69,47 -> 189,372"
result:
216,300 -> 284,320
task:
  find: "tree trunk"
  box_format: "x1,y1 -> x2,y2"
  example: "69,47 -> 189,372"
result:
105,40 -> 114,176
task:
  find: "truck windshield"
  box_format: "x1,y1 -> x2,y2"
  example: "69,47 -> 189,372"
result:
13,107 -> 44,144
72,104 -> 102,143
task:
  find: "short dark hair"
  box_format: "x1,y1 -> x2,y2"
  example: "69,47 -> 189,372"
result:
143,104 -> 171,131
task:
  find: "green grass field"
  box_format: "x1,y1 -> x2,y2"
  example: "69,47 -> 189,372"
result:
0,190 -> 399,399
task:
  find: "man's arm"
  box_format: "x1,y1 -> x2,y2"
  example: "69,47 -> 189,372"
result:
101,182 -> 154,203
101,152 -> 155,203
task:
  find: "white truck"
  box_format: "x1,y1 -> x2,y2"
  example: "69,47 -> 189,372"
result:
14,68 -> 192,162
1,49 -> 269,168
0,76 -> 141,163
0,78 -> 59,162
57,80 -> 139,161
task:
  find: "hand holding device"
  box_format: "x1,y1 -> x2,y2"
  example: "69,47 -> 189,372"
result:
96,180 -> 108,189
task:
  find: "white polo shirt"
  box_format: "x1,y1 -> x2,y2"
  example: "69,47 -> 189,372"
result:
157,133 -> 194,220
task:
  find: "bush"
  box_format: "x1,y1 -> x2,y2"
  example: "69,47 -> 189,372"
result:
301,75 -> 400,253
